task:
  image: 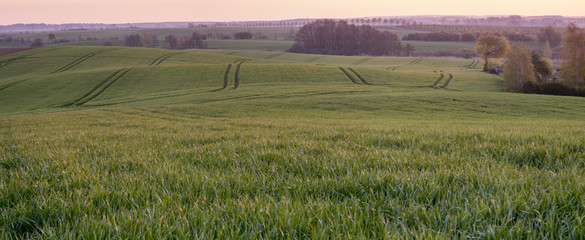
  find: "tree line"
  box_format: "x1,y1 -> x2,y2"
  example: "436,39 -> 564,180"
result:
124,32 -> 208,49
475,23 -> 585,96
403,31 -> 536,42
288,19 -> 412,56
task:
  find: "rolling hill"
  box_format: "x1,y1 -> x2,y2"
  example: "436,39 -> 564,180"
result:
1,46 -> 585,239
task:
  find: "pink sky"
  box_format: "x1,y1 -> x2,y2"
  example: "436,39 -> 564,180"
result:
2,0 -> 584,25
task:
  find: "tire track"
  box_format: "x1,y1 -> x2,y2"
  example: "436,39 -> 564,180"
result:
234,61 -> 247,89
442,73 -> 454,88
432,73 -> 445,88
0,56 -> 27,68
352,58 -> 370,65
304,56 -> 323,63
348,68 -> 371,85
263,53 -> 283,60
51,50 -> 105,74
149,53 -> 179,66
62,68 -> 132,107
339,67 -> 361,84
223,64 -> 232,89
408,57 -> 424,65
0,79 -> 29,92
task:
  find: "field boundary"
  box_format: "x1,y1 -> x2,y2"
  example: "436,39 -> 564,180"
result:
62,68 -> 132,106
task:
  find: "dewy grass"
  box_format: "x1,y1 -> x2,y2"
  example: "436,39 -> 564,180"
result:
1,46 -> 585,239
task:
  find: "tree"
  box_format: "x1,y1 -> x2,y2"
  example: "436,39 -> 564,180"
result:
233,31 -> 253,40
531,51 -> 553,82
504,42 -> 535,91
125,34 -> 143,47
475,35 -> 510,72
543,40 -> 553,59
30,38 -> 43,48
289,19 -> 403,56
48,33 -> 56,44
142,32 -> 158,48
560,23 -> 585,90
537,26 -> 562,48
164,34 -> 179,49
402,43 -> 415,57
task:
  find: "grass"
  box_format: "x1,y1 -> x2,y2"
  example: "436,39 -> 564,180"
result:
1,46 -> 585,239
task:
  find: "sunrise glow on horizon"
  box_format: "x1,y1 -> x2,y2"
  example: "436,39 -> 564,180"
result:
2,0 -> 584,25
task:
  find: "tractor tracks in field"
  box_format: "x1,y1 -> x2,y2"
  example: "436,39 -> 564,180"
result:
215,59 -> 249,91
408,57 -> 425,65
304,56 -> 323,63
51,50 -> 107,74
466,59 -> 480,69
0,79 -> 29,92
149,53 -> 180,66
234,60 -> 245,89
386,57 -> 425,71
61,68 -> 133,107
0,56 -> 27,69
263,53 -> 283,60
432,72 -> 454,89
352,58 -> 370,65
339,67 -> 371,85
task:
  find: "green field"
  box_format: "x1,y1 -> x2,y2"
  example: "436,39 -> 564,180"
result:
1,46 -> 585,239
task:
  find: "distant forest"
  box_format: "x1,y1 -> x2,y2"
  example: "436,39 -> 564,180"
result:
288,19 -> 407,56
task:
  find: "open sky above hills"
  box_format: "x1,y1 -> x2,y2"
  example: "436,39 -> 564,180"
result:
2,0 -> 584,25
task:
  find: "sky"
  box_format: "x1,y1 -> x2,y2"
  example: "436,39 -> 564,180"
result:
2,0 -> 585,25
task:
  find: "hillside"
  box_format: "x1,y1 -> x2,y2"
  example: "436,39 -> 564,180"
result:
2,46 -> 583,118
1,46 -> 585,239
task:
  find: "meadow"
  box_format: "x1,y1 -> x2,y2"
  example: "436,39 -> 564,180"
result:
1,46 -> 584,239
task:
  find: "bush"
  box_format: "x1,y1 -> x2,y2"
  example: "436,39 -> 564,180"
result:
536,83 -> 585,97
234,32 -> 253,40
521,81 -> 540,94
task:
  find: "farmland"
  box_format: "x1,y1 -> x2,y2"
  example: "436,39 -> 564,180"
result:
1,46 -> 585,239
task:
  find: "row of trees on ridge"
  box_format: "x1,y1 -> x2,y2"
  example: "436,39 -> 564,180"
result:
288,19 -> 413,56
